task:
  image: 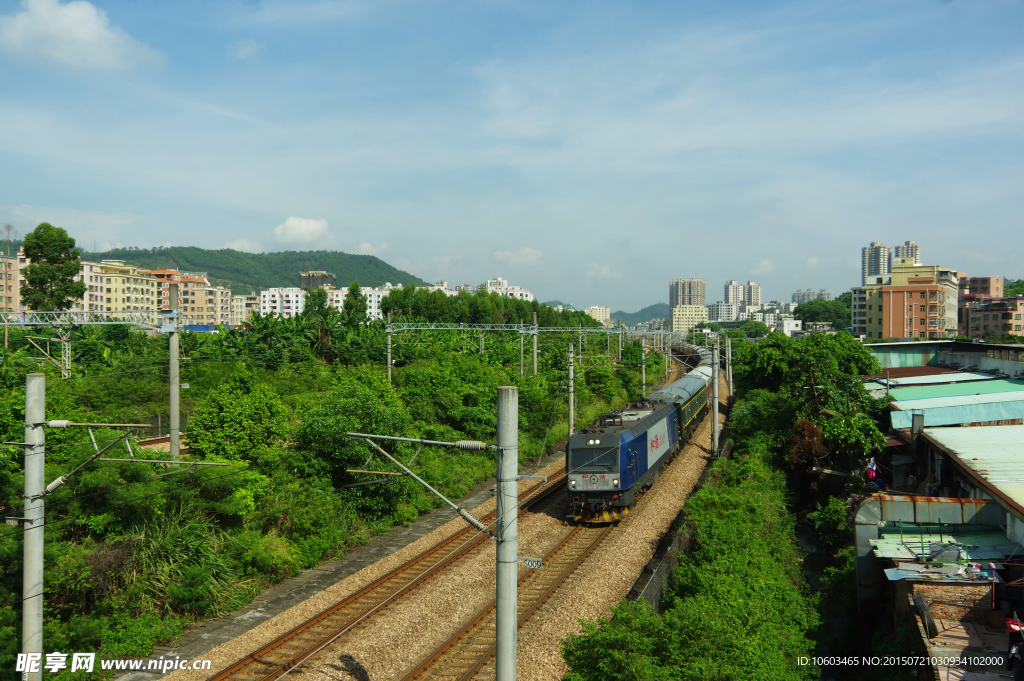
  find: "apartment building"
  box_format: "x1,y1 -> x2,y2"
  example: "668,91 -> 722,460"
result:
669,278 -> 706,307
708,302 -> 738,322
850,258 -> 959,340
670,305 -> 708,335
231,292 -> 260,326
965,298 -> 1024,338
584,306 -> 611,325
262,287 -> 305,318
861,242 -> 893,286
893,240 -> 921,265
956,277 -> 1005,335
792,288 -> 832,304
0,255 -> 18,312
723,280 -> 762,306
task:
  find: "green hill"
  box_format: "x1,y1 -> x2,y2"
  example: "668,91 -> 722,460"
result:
611,302 -> 670,326
77,246 -> 429,294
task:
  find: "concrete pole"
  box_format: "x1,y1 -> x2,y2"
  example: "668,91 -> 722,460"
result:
726,336 -> 733,392
387,313 -> 392,383
568,343 -> 575,435
23,373 -> 44,681
531,312 -> 538,376
519,332 -> 524,377
618,326 -> 622,361
495,386 -> 519,681
169,329 -> 180,460
712,346 -> 720,456
480,334 -> 485,354
641,344 -> 646,395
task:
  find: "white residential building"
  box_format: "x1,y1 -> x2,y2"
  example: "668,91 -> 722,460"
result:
708,302 -> 738,322
670,305 -> 708,335
261,288 -> 306,318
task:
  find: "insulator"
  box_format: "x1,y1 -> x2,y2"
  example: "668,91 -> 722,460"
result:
45,475 -> 67,494
454,440 -> 488,451
458,508 -> 494,536
46,420 -> 72,429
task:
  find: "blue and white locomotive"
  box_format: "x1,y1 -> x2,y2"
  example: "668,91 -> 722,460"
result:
566,346 -> 715,522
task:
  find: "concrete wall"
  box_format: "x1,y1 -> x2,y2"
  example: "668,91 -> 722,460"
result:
938,348 -> 1024,377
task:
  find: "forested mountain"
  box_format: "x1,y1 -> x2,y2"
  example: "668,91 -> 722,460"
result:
74,246 -> 428,294
610,302 -> 670,326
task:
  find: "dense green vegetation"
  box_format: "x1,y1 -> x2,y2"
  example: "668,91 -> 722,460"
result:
793,298 -> 852,330
561,331 -> 892,680
76,245 -> 429,294
610,303 -> 670,327
0,287 -> 657,679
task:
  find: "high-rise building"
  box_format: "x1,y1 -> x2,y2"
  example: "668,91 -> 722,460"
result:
861,242 -> 893,286
792,289 -> 833,304
894,240 -> 921,265
723,279 -> 761,306
708,302 -> 738,322
669,278 -> 706,307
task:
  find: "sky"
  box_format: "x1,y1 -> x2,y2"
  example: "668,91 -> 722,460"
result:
0,0 -> 1021,311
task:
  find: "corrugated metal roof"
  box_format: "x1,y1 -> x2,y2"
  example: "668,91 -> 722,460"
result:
871,526 -> 1016,561
874,372 -> 1000,387
923,426 -> 1024,513
862,366 -> 960,380
890,378 -> 1024,401
890,391 -> 1024,427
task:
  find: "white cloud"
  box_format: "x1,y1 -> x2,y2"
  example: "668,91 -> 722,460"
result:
358,241 -> 387,255
99,241 -> 122,251
494,247 -> 543,268
225,39 -> 265,61
752,259 -> 774,275
226,238 -> 264,252
0,0 -> 164,70
586,263 -> 622,280
271,216 -> 328,244
806,256 -> 821,268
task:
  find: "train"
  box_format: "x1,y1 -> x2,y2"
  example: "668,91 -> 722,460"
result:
566,344 -> 715,522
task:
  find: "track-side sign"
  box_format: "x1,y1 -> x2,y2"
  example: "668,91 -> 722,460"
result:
519,557 -> 542,569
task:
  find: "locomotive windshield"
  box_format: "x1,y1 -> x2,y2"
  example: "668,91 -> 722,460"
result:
569,447 -> 617,470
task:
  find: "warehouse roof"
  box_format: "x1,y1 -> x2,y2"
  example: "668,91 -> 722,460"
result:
922,426 -> 1024,516
870,371 -> 998,388
890,391 -> 1024,428
889,378 -> 1024,401
863,366 -> 961,381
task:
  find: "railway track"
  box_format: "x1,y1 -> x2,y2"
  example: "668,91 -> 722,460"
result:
207,469 -> 567,681
402,524 -> 615,681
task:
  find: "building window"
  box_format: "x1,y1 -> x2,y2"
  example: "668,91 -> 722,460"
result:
920,292 -> 925,299
920,305 -> 925,312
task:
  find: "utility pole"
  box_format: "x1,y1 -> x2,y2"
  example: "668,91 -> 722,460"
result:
641,343 -> 646,394
618,324 -> 622,361
712,346 -> 720,456
519,330 -> 524,377
168,283 -> 180,460
480,334 -> 484,354
387,313 -> 392,383
568,343 -> 575,435
495,386 -> 518,681
531,312 -> 538,376
726,336 -> 733,392
23,373 -> 44,681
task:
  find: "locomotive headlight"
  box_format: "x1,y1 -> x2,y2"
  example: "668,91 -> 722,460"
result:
570,479 -> 576,488
613,478 -> 619,488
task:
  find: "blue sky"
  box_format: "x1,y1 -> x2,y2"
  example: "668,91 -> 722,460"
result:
0,0 -> 1021,310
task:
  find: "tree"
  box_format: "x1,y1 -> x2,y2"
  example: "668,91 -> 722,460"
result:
1,224 -> 15,258
20,223 -> 87,311
185,365 -> 289,461
342,280 -> 367,326
836,291 -> 852,307
793,298 -> 852,330
738,320 -> 770,338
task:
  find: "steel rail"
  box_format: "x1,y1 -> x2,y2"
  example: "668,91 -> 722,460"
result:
401,524 -> 615,681
206,470 -> 566,681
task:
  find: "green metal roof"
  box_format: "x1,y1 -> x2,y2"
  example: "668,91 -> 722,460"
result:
889,378 -> 1024,401
924,426 -> 1024,516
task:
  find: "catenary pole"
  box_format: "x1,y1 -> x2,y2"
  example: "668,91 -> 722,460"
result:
712,346 -> 720,456
387,313 -> 392,383
726,336 -> 733,392
495,386 -> 519,681
531,312 -> 538,376
23,374 -> 44,681
169,326 -> 180,460
641,343 -> 646,394
568,343 -> 575,435
519,330 -> 524,377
